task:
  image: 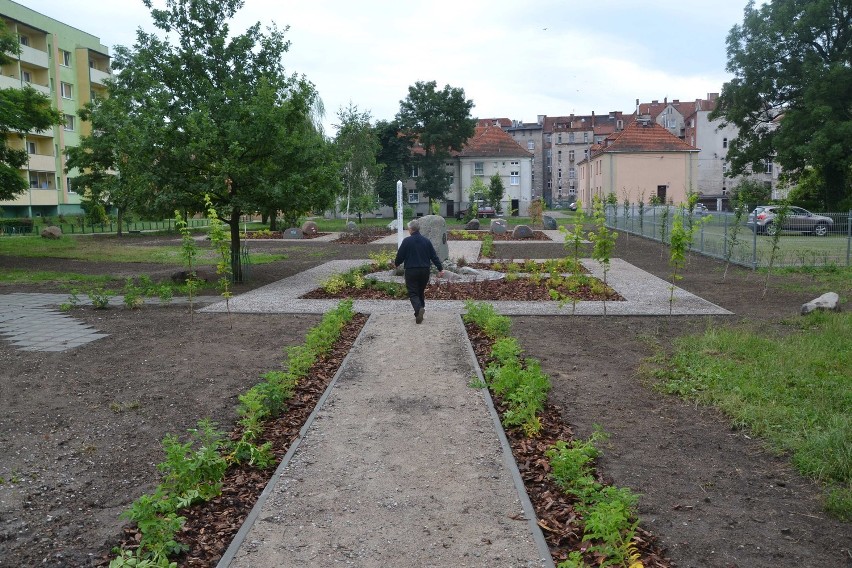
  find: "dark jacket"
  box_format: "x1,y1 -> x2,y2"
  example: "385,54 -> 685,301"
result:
395,231 -> 443,271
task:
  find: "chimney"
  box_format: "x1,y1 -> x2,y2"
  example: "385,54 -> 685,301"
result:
673,99 -> 679,104
708,93 -> 719,101
664,97 -> 667,104
537,114 -> 545,124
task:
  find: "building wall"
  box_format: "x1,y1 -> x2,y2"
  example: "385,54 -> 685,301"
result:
0,0 -> 110,218
580,152 -> 697,207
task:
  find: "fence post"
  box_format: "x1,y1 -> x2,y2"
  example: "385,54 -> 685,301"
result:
752,217 -> 758,270
847,209 -> 851,267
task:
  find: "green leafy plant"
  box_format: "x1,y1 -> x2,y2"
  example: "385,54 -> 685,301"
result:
122,278 -> 144,309
205,195 -> 233,327
87,287 -> 113,309
764,201 -> 790,297
667,212 -> 690,315
587,196 -> 618,316
174,210 -> 200,318
60,288 -> 81,312
723,202 -> 746,280
481,233 -> 494,258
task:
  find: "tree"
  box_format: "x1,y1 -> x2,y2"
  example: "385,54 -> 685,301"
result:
65,95 -> 154,235
373,120 -> 413,214
396,81 -> 476,204
106,0 -> 328,281
0,21 -> 61,201
712,0 -> 852,209
488,173 -> 505,214
334,103 -> 382,222
730,178 -> 772,210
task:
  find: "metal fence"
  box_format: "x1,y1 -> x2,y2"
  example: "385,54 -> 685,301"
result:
0,218 -> 211,236
606,205 -> 852,269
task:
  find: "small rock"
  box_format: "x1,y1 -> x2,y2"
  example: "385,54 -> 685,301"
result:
801,292 -> 840,315
512,224 -> 534,239
300,221 -> 319,235
464,219 -> 480,230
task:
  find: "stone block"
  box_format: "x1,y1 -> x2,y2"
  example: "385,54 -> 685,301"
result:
283,227 -> 303,239
490,219 -> 508,234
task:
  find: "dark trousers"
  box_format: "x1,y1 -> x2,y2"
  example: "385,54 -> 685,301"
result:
404,267 -> 430,313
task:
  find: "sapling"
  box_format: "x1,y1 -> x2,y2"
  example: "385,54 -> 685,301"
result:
205,195 -> 232,328
637,191 -> 646,235
588,196 -> 618,316
174,210 -> 200,319
658,205 -> 670,254
667,211 -> 690,315
764,202 -> 790,297
723,202 -> 747,280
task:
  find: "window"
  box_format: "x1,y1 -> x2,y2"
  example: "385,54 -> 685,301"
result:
27,141 -> 36,154
527,139 -> 534,150
722,162 -> 728,174
584,149 -> 589,159
568,132 -> 575,143
473,162 -> 484,176
408,191 -> 419,204
583,132 -> 588,143
29,172 -> 51,189
410,164 -> 418,178
557,134 -> 562,144
569,167 -> 576,179
722,137 -> 728,148
67,177 -> 76,194
510,170 -> 519,185
60,49 -> 71,66
19,35 -> 29,46
557,150 -> 562,162
558,168 -> 562,179
657,185 -> 667,201
60,82 -> 73,99
545,134 -> 551,143
63,114 -> 75,131
617,119 -> 623,129
568,150 -> 574,161
765,162 -> 773,174
22,70 -> 32,83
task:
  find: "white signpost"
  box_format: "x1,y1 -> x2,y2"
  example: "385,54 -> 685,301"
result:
396,180 -> 404,248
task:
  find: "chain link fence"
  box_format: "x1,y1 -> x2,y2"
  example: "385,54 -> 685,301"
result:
606,205 -> 852,269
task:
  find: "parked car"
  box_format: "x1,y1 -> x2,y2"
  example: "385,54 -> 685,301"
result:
567,202 -> 578,211
693,203 -> 710,216
747,205 -> 834,236
456,201 -> 496,220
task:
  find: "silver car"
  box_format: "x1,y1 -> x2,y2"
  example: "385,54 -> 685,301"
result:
747,205 -> 834,236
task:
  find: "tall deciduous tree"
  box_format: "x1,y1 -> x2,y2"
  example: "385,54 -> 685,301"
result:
373,120 -> 413,214
334,103 -> 382,221
488,173 -> 505,214
396,81 -> 475,204
0,21 -> 61,201
106,0 -> 329,281
712,0 -> 852,209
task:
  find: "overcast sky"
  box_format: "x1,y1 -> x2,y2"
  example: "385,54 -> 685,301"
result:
19,0 -> 753,134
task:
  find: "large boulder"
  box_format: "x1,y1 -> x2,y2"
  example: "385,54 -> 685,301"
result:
40,226 -> 62,239
345,221 -> 358,232
542,215 -> 558,230
417,214 -> 449,263
512,224 -> 534,239
801,292 -> 840,315
490,218 -> 508,234
464,218 -> 480,230
301,221 -> 319,236
282,227 -> 303,239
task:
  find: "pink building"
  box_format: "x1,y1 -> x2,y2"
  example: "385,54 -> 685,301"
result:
577,118 -> 699,208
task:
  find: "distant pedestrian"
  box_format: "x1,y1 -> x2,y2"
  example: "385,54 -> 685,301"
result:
394,219 -> 444,324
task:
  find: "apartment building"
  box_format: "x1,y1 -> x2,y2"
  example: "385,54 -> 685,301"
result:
505,116 -> 544,202
0,0 -> 110,218
402,123 -> 534,217
682,93 -> 780,209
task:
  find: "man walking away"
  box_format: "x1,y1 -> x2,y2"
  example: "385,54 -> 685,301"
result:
394,219 -> 444,324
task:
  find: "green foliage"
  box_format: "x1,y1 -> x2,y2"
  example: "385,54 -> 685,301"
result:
588,196 -> 618,315
335,103 -> 382,219
174,211 -> 200,314
488,173 -> 505,214
667,211 -> 690,313
462,301 -> 511,339
713,0 -> 852,209
205,195 -> 233,323
481,233 -> 494,258
87,287 -> 114,309
373,120 -> 414,210
396,80 -> 476,202
764,202 -> 790,296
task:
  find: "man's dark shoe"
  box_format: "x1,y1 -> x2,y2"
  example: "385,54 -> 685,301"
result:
415,308 -> 424,324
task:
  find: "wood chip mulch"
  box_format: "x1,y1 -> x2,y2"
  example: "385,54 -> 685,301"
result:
449,230 -> 552,241
334,228 -> 394,244
301,278 -> 624,302
242,231 -> 331,239
464,323 -> 672,567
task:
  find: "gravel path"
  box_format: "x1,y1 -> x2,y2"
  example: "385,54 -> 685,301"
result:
223,312 -> 552,568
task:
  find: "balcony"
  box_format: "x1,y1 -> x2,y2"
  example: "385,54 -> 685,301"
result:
28,153 -> 56,172
89,67 -> 111,87
19,45 -> 49,68
0,74 -> 50,95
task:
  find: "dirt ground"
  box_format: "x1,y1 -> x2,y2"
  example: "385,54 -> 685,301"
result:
0,233 -> 849,567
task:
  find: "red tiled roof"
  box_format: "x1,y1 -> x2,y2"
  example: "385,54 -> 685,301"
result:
458,125 -> 533,158
478,118 -> 513,128
587,120 -> 697,160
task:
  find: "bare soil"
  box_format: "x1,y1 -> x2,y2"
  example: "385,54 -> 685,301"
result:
0,233 -> 849,567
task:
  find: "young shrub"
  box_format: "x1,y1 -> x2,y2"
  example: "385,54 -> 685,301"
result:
587,196 -> 618,316
205,194 -> 233,327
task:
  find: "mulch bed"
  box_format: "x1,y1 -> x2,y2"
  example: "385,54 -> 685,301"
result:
99,314 -> 369,567
301,277 -> 624,302
335,228 -> 394,244
449,230 -> 552,241
243,231 -> 330,240
464,322 -> 672,567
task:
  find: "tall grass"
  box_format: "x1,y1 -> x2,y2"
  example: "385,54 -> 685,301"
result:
647,311 -> 852,519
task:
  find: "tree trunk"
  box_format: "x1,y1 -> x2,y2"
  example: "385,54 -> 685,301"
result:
269,210 -> 278,231
229,209 -> 243,283
116,207 -> 124,237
